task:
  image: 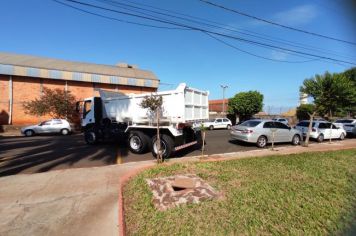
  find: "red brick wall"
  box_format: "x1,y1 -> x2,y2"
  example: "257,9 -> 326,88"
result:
0,75 -> 157,125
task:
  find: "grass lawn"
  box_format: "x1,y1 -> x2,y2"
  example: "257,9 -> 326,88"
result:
123,149 -> 356,235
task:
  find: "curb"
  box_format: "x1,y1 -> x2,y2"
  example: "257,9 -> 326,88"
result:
117,140 -> 356,235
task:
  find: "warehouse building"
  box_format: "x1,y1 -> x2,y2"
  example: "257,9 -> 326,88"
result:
0,52 -> 159,125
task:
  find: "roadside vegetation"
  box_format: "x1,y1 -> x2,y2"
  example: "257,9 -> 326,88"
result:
124,149 -> 356,235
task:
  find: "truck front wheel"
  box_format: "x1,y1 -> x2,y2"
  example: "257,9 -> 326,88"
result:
128,131 -> 149,154
84,130 -> 97,145
151,134 -> 174,159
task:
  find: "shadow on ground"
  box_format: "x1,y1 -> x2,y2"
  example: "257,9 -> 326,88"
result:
0,134 -> 128,177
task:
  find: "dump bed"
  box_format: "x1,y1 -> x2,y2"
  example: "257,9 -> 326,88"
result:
99,83 -> 209,125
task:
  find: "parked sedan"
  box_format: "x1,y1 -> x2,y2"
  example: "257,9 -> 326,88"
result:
21,119 -> 72,137
230,119 -> 302,148
295,120 -> 346,142
333,119 -> 356,136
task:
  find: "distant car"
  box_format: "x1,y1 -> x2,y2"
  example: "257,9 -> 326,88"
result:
295,120 -> 346,142
272,118 -> 289,125
230,119 -> 302,148
201,118 -> 232,130
333,119 -> 356,136
21,119 -> 72,137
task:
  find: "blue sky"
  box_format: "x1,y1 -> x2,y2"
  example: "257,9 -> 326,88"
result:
1,0 -> 355,113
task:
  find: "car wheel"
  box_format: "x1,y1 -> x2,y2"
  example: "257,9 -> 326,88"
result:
256,136 -> 267,148
61,129 -> 69,135
317,134 -> 324,143
339,133 -> 345,140
128,131 -> 149,154
227,124 -> 231,130
24,130 -> 34,137
151,134 -> 174,159
209,125 -> 214,130
291,134 -> 301,145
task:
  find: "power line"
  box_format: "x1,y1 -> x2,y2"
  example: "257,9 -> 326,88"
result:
53,0 -> 187,30
205,32 -> 319,63
57,0 -> 356,65
199,0 -> 356,46
101,0 -> 356,60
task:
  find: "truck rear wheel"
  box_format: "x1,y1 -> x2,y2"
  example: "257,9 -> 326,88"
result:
151,134 -> 174,159
128,131 -> 149,154
84,130 -> 97,145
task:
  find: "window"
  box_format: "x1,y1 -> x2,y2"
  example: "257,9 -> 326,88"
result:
263,122 -> 274,129
332,124 -> 338,129
274,122 -> 289,129
318,123 -> 330,129
297,121 -> 308,127
223,119 -> 229,122
335,119 -> 353,124
241,120 -> 261,127
52,120 -> 63,125
40,120 -> 51,126
83,100 -> 92,118
216,119 -> 222,123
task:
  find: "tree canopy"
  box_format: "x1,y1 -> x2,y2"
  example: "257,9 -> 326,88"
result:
296,104 -> 316,121
228,91 -> 263,121
23,88 -> 77,121
300,70 -> 355,118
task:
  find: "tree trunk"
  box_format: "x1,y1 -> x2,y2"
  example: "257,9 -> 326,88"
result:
201,130 -> 206,159
304,111 -> 316,147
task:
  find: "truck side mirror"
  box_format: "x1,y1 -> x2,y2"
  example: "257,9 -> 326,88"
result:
75,101 -> 80,113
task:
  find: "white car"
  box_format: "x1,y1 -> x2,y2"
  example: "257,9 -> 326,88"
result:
21,119 -> 72,137
272,118 -> 289,125
201,118 -> 232,130
333,119 -> 356,136
295,120 -> 346,142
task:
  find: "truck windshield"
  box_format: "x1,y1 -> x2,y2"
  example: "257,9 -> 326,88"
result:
83,100 -> 92,118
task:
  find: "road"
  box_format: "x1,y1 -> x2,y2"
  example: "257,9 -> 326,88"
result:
1,130 -> 294,177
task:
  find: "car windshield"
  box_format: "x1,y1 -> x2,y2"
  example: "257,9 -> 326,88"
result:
240,120 -> 261,127
297,121 -> 316,127
335,119 -> 353,123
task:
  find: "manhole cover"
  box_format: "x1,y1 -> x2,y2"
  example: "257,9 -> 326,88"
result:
146,174 -> 221,211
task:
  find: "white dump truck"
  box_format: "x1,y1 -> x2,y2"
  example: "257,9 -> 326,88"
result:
77,83 -> 209,158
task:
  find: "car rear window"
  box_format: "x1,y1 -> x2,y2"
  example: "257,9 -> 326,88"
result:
241,120 -> 261,127
297,121 -> 316,127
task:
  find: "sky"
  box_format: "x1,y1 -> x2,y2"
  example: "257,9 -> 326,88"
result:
1,0 -> 356,113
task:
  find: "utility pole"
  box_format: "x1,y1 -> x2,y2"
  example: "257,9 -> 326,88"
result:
220,85 -> 228,115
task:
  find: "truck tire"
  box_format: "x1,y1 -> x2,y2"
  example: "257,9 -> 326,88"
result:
128,131 -> 149,154
84,130 -> 97,145
151,134 -> 174,159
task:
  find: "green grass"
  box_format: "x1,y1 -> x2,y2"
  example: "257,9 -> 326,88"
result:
123,149 -> 356,235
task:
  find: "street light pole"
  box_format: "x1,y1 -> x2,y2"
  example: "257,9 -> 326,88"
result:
220,85 -> 228,115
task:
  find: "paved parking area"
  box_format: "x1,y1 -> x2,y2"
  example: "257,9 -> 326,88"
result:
0,129 -> 334,177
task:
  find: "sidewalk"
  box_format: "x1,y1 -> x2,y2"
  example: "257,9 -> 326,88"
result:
0,139 -> 355,236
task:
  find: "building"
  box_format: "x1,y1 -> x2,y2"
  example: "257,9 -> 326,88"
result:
0,52 -> 159,125
209,99 -> 228,113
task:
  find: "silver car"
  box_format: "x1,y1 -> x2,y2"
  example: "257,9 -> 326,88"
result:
333,119 -> 356,136
21,119 -> 72,137
230,119 -> 302,148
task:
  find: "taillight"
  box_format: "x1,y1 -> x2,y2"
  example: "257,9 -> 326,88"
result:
177,123 -> 186,130
312,128 -> 316,132
242,129 -> 253,134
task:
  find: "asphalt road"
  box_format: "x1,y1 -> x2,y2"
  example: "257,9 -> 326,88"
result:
0,130 -> 294,177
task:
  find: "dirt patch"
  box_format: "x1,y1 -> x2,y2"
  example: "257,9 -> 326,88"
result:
146,174 -> 222,211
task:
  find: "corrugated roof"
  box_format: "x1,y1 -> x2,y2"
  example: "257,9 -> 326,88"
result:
0,52 -> 158,81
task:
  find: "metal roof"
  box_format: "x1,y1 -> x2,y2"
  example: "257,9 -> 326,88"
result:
0,52 -> 159,88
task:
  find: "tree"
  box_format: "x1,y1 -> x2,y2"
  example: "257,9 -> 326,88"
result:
23,88 -> 77,121
140,94 -> 164,163
228,91 -> 263,122
342,67 -> 356,116
296,104 -> 316,121
300,72 -> 354,118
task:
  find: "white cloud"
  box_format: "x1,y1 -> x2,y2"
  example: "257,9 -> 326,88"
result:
273,4 -> 317,26
271,51 -> 288,60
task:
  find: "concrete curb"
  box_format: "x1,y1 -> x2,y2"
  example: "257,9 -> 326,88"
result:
117,140 -> 356,235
